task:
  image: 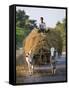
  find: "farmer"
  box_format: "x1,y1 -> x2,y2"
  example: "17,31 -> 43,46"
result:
39,17 -> 46,33
50,47 -> 56,74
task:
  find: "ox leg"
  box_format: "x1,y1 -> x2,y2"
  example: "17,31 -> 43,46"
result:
51,62 -> 56,75
51,64 -> 53,74
28,63 -> 32,75
26,59 -> 33,75
31,65 -> 34,74
50,56 -> 54,74
26,60 -> 31,75
28,63 -> 33,75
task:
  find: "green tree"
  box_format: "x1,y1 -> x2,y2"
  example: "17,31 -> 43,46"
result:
16,10 -> 29,28
55,18 -> 66,51
16,10 -> 37,28
16,10 -> 37,48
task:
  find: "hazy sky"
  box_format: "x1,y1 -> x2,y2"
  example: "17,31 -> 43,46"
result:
16,6 -> 66,28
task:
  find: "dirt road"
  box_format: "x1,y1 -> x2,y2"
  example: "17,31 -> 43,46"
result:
16,55 -> 67,84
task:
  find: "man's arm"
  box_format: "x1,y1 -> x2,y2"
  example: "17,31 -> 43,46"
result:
39,23 -> 41,29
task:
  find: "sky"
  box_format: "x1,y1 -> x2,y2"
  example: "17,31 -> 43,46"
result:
16,6 -> 66,28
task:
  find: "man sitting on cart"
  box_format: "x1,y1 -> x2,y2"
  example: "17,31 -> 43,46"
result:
38,17 -> 49,33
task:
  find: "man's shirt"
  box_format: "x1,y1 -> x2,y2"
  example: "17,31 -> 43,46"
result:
39,22 -> 46,30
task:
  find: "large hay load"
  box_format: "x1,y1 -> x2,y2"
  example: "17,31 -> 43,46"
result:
23,28 -> 63,65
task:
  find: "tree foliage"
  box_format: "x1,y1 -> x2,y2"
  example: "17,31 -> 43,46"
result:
55,18 -> 66,51
16,10 -> 37,48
